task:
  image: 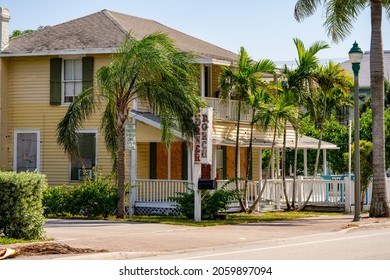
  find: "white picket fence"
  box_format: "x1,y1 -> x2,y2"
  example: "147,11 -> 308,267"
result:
130,177 -> 390,214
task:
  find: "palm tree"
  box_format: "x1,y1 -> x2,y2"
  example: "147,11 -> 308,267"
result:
244,88 -> 274,208
248,92 -> 299,213
219,47 -> 276,211
57,32 -> 204,218
294,0 -> 390,217
279,91 -> 300,211
280,38 -> 329,209
299,61 -> 353,210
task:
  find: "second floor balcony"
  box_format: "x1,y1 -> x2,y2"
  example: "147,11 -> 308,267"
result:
205,97 -> 253,122
136,97 -> 255,123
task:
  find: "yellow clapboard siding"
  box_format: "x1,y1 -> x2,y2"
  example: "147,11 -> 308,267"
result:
136,143 -> 150,179
7,55 -> 114,186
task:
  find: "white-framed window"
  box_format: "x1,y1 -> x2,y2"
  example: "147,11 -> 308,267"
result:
69,130 -> 97,181
63,59 -> 82,104
14,129 -> 40,172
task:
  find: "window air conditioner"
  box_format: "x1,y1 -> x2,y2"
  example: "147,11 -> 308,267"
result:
78,169 -> 92,180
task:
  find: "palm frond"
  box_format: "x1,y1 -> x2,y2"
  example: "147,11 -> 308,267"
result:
324,0 -> 367,43
294,0 -> 323,22
56,88 -> 96,157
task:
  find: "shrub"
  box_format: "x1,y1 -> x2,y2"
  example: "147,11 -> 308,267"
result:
42,185 -> 70,216
172,188 -> 237,219
42,169 -> 118,218
0,171 -> 47,240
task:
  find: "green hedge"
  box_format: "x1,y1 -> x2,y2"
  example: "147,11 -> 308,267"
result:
0,171 -> 47,240
43,173 -> 118,218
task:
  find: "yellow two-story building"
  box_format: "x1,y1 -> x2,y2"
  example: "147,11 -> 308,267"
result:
1,8 -> 338,213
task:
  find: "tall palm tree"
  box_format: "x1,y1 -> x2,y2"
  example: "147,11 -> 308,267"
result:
219,47 -> 276,211
248,92 -> 299,213
279,91 -> 301,211
294,0 -> 390,217
244,88 -> 274,208
57,32 -> 203,218
280,38 -> 329,209
299,61 -> 353,210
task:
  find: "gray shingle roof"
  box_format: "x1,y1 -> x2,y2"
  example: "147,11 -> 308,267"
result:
2,9 -> 237,62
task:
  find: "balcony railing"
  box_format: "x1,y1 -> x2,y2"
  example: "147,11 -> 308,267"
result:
205,97 -> 253,122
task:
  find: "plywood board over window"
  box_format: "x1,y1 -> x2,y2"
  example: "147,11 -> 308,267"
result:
14,130 -> 40,172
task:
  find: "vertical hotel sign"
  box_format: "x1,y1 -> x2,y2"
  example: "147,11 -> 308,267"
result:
194,107 -> 213,164
125,123 -> 136,150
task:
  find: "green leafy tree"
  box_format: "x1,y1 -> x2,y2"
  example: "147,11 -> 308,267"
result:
294,0 -> 390,218
57,32 -> 204,218
10,26 -> 50,38
344,140 -> 373,210
301,115 -> 349,175
361,108 -> 390,169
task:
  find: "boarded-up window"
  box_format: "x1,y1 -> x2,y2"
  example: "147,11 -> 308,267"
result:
14,131 -> 40,172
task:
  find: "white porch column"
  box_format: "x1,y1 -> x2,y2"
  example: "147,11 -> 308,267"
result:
200,64 -> 205,98
258,148 -> 263,184
271,149 -> 275,179
303,149 -> 308,177
276,148 -> 280,179
323,149 -> 327,175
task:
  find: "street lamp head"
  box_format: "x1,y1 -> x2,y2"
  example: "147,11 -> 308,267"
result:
348,41 -> 364,64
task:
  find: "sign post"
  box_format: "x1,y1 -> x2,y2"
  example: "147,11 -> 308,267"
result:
125,123 -> 136,217
193,108 -> 213,222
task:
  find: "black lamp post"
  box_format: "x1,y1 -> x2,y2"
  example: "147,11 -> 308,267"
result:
348,41 -> 363,222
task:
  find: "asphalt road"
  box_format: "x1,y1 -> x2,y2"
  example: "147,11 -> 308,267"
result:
137,226 -> 390,260
33,214 -> 390,260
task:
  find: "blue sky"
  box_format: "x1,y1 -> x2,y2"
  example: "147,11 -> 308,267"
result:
1,0 -> 389,62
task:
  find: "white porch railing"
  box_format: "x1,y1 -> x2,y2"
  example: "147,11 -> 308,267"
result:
131,177 -> 390,213
205,97 -> 252,122
134,179 -> 191,203
217,177 -> 345,211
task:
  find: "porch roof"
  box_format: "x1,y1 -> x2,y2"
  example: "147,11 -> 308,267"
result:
131,110 -> 339,150
212,135 -> 338,150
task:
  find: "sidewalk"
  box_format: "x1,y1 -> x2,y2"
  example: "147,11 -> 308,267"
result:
4,213 -> 390,260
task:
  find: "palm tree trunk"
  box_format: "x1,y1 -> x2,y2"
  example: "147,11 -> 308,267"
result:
282,120 -> 291,210
244,108 -> 256,210
249,124 -> 278,213
117,122 -> 126,218
235,98 -> 246,212
369,0 -> 390,217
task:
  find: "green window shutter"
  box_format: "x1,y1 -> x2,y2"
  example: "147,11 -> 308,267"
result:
150,143 -> 157,179
181,142 -> 188,180
82,57 -> 94,92
50,58 -> 62,105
